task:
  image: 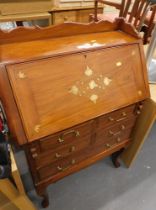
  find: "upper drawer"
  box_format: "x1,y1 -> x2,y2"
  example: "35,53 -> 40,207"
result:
97,104 -> 136,129
6,44 -> 149,141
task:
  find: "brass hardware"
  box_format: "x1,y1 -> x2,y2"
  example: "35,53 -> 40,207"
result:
109,130 -> 114,135
116,117 -> 126,122
117,137 -> 121,143
108,117 -> 114,121
109,130 -> 121,136
30,148 -> 36,152
122,112 -> 126,117
57,159 -> 76,172
106,143 -> 111,148
139,104 -> 143,109
32,153 -> 38,158
58,137 -> 64,143
121,125 -> 125,130
55,153 -> 61,158
70,146 -> 76,152
136,110 -> 141,115
58,130 -> 80,143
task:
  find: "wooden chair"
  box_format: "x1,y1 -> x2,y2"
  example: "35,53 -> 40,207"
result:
91,0 -> 152,32
143,4 -> 156,44
0,149 -> 37,210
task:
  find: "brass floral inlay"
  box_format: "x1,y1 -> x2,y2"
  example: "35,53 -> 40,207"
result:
69,65 -> 112,104
116,62 -> 122,67
17,71 -> 26,79
89,80 -> 98,89
85,66 -> 93,77
69,85 -> 79,95
34,125 -> 41,133
90,94 -> 98,104
103,77 -> 112,86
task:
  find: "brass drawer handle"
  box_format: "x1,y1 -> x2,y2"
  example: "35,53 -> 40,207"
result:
121,125 -> 125,130
57,159 -> 76,172
109,115 -> 127,122
55,146 -> 76,159
108,117 -> 114,121
70,145 -> 76,152
106,143 -> 111,148
58,130 -> 80,143
32,153 -> 38,159
55,153 -> 61,158
116,117 -> 127,122
122,112 -> 127,116
116,137 -> 121,143
109,130 -> 121,136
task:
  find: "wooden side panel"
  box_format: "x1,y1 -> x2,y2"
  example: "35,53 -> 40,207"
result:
0,65 -> 27,145
7,44 -> 149,141
121,98 -> 156,167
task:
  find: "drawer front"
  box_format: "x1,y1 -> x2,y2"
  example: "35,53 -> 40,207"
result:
7,45 -> 147,141
53,11 -> 77,24
97,104 -> 136,129
96,117 -> 136,145
37,150 -> 88,180
38,120 -> 94,152
32,135 -> 92,169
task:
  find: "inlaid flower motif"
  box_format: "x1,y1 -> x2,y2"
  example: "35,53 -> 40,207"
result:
85,66 -> 93,77
89,80 -> 98,89
103,77 -> 112,86
17,71 -> 26,79
69,85 -> 79,95
90,94 -> 98,104
69,65 -> 113,104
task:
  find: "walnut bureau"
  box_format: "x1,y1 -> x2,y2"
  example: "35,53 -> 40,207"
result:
0,19 -> 150,207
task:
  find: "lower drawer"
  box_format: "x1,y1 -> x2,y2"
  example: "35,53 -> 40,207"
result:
96,117 -> 136,145
33,134 -> 92,169
37,150 -> 88,180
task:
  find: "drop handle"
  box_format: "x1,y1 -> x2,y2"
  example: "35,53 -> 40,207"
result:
57,159 -> 76,172
109,130 -> 121,136
106,143 -> 111,148
55,153 -> 61,158
58,130 -> 80,143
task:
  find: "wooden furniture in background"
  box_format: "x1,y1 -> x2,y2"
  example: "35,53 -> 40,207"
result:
143,4 -> 156,44
91,0 -> 151,32
51,6 -> 103,24
90,0 -> 156,44
0,149 -> 37,210
0,0 -> 52,15
0,19 -> 150,207
0,12 -> 52,26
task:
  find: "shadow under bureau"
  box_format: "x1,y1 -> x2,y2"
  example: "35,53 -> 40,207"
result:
0,19 -> 150,207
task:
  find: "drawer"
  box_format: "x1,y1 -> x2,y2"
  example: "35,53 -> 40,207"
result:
53,11 -> 77,24
37,149 -> 88,180
98,104 -> 136,129
33,120 -> 94,152
32,135 -> 92,169
96,118 -> 135,147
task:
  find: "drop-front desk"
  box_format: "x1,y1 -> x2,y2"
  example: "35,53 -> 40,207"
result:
0,19 -> 155,207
